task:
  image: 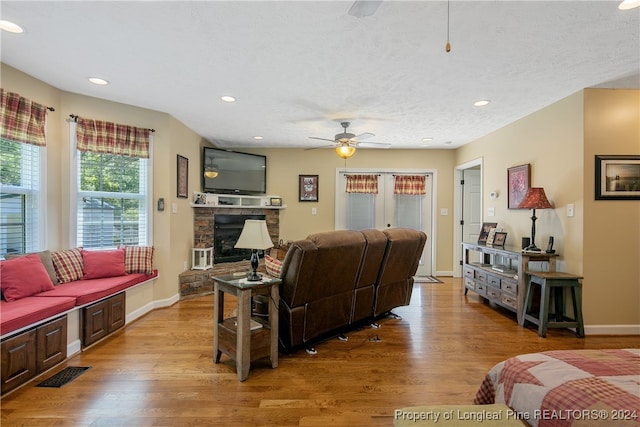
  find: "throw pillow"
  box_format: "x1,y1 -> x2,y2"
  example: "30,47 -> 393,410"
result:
264,255 -> 283,278
51,248 -> 84,283
121,246 -> 154,274
81,249 -> 127,279
5,250 -> 59,285
1,254 -> 55,301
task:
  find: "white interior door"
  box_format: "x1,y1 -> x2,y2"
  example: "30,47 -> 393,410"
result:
335,170 -> 434,276
462,168 -> 481,243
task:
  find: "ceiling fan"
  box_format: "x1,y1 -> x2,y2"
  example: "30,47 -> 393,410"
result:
306,121 -> 391,158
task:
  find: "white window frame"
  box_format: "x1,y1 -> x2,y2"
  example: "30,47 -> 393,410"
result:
0,139 -> 47,256
68,122 -> 153,249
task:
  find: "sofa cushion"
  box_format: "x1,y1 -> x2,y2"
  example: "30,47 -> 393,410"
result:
0,254 -> 56,302
121,245 -> 154,274
81,249 -> 126,279
264,255 -> 283,278
4,250 -> 59,285
37,271 -> 158,306
0,296 -> 76,336
51,248 -> 84,283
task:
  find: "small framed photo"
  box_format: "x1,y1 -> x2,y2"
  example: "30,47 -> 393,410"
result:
270,197 -> 282,207
177,155 -> 188,198
478,222 -> 498,245
507,163 -> 531,209
595,155 -> 640,200
493,231 -> 508,247
299,175 -> 319,202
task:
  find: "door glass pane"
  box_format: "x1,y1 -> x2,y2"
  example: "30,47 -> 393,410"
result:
395,194 -> 422,230
346,193 -> 375,230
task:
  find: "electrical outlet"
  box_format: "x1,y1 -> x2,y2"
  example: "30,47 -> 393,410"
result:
311,207 -> 317,215
183,261 -> 188,271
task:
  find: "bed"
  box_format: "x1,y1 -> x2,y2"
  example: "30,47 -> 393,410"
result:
474,348 -> 640,427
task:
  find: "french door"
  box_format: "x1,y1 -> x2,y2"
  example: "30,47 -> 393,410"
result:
335,170 -> 434,276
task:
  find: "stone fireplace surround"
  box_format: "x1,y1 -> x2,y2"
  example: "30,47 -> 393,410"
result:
179,207 -> 280,298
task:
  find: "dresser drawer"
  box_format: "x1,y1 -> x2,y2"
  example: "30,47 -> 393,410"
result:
501,294 -> 517,309
463,266 -> 475,279
464,277 -> 476,290
486,286 -> 501,300
475,270 -> 488,283
475,282 -> 487,295
487,274 -> 501,288
501,279 -> 517,295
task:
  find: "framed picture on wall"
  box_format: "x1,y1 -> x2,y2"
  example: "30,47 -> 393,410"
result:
595,155 -> 640,200
507,163 -> 531,209
299,175 -> 319,202
177,155 -> 188,198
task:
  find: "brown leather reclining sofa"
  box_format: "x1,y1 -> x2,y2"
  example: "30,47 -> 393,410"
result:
278,228 -> 427,351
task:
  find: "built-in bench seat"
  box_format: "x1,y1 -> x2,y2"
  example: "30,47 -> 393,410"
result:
1,247 -> 157,395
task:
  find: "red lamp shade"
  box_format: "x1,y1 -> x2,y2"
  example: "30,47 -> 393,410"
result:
518,187 -> 552,210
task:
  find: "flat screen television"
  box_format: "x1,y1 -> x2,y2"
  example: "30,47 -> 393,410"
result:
202,147 -> 266,195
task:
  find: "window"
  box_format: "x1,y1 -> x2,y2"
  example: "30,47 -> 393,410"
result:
70,120 -> 152,249
0,138 -> 43,256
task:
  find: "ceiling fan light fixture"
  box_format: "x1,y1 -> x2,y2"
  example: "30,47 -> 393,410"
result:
204,163 -> 219,179
336,145 -> 356,159
619,0 -> 640,10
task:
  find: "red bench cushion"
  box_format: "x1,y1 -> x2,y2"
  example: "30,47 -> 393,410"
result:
36,271 -> 158,306
0,296 -> 76,336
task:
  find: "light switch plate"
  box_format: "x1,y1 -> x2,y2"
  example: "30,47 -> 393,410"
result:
487,207 -> 495,217
440,208 -> 448,216
567,203 -> 574,217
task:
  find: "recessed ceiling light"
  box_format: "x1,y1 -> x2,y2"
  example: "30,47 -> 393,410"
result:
422,137 -> 433,143
474,100 -> 490,107
88,77 -> 109,85
619,0 -> 640,10
253,136 -> 263,140
0,20 -> 24,33
221,96 -> 236,103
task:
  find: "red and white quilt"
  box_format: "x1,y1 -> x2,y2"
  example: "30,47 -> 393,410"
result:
474,349 -> 640,427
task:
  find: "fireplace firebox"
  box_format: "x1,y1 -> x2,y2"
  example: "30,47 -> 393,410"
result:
214,214 -> 265,263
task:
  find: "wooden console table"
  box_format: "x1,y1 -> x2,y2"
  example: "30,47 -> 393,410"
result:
211,274 -> 281,381
462,242 -> 558,325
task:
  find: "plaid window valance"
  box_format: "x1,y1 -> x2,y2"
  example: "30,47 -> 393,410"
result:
76,117 -> 150,158
0,89 -> 48,147
345,174 -> 379,194
394,175 -> 426,195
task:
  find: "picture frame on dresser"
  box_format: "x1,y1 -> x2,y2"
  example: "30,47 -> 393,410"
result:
493,232 -> 508,247
507,163 -> 530,209
478,222 -> 498,245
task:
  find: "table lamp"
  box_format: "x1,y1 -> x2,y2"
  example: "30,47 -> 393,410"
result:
234,219 -> 274,281
518,187 -> 552,252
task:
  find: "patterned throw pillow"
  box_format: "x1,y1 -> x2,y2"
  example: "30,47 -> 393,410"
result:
51,248 -> 84,284
264,255 -> 283,278
122,246 -> 154,275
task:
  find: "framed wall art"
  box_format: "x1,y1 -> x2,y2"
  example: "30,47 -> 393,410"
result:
595,155 -> 640,200
299,175 -> 319,202
507,163 -> 531,209
177,155 -> 189,198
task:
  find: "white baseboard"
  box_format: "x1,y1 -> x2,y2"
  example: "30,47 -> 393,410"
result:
67,339 -> 81,357
435,270 -> 453,277
126,293 -> 180,324
585,324 -> 640,335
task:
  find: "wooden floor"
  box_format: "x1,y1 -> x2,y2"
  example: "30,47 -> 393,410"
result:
2,277 -> 637,427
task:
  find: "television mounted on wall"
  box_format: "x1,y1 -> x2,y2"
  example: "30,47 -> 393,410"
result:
202,147 -> 266,195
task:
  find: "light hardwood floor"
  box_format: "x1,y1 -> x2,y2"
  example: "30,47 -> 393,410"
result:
2,278 -> 637,426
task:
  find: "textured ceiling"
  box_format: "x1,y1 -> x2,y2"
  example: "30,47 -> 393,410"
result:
1,1 -> 638,150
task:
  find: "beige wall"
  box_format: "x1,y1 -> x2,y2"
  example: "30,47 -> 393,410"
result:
236,148 -> 456,273
456,89 -> 640,329
3,64 -> 637,329
583,89 -> 640,327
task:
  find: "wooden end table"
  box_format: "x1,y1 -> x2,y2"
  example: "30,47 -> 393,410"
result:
211,274 -> 281,381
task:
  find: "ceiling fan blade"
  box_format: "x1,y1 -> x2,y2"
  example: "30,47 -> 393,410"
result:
309,136 -> 336,143
348,0 -> 383,18
357,141 -> 391,149
304,144 -> 336,151
352,132 -> 375,141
